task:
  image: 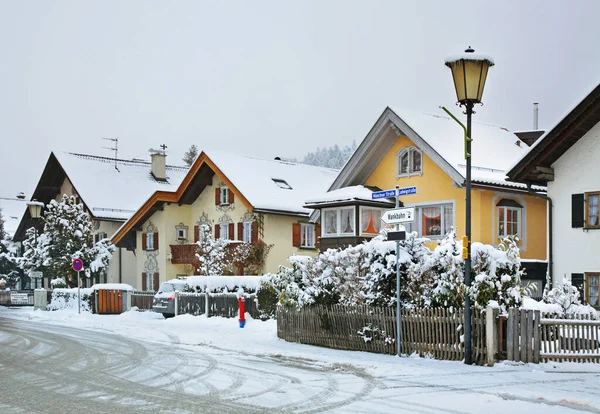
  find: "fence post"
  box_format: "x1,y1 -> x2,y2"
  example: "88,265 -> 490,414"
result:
205,292 -> 209,317
507,308 -> 514,361
174,291 -> 179,317
485,307 -> 498,366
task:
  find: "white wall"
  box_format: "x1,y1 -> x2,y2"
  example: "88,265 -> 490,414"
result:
549,121 -> 600,285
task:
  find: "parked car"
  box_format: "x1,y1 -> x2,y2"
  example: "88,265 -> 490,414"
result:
152,281 -> 188,318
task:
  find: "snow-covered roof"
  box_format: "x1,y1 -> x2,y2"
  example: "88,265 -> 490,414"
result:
304,185 -> 393,206
390,108 -> 529,180
0,197 -> 28,238
456,165 -> 546,192
54,152 -> 188,220
205,150 -> 339,215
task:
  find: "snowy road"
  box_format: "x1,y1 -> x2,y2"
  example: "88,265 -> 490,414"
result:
2,309 -> 600,413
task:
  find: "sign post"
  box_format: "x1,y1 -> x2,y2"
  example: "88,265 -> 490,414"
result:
72,259 -> 84,314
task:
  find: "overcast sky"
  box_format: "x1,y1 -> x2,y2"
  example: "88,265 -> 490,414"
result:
1,0 -> 599,199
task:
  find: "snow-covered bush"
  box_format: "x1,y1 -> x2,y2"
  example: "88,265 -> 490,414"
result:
543,278 -> 598,319
51,277 -> 67,288
47,288 -> 93,312
469,236 -> 532,313
195,224 -> 230,275
427,230 -> 465,310
357,323 -> 394,345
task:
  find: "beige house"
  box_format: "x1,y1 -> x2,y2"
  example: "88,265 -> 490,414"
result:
13,151 -> 188,288
111,150 -> 338,291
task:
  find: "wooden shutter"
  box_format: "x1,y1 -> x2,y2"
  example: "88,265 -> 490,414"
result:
142,272 -> 147,291
315,225 -> 321,248
142,233 -> 147,250
154,232 -> 159,250
194,226 -> 199,242
214,224 -> 221,239
229,223 -> 234,240
229,190 -> 235,204
292,223 -> 301,247
251,221 -> 258,243
215,188 -> 220,205
153,273 -> 160,292
94,234 -> 99,243
238,223 -> 243,241
572,194 -> 584,228
571,273 -> 585,302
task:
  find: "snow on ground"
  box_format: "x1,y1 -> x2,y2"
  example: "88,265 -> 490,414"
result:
2,306 -> 600,413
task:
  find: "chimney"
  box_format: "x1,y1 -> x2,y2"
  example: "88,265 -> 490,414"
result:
16,192 -> 26,200
149,147 -> 167,181
533,102 -> 539,130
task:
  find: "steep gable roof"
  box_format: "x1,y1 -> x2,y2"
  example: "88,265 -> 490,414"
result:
507,82 -> 600,185
111,150 -> 339,245
331,107 -> 539,192
13,152 -> 188,240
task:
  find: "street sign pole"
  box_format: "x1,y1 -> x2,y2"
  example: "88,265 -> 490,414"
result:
77,270 -> 81,314
395,185 -> 401,357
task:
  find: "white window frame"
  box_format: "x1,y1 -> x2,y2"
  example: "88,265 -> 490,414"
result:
146,233 -> 155,250
220,187 -> 229,205
359,206 -> 384,236
300,223 -> 316,248
497,206 -> 522,238
97,232 -> 108,240
177,228 -> 188,241
146,273 -> 155,291
321,207 -> 356,237
219,223 -> 229,240
243,222 -> 252,243
396,147 -> 423,178
400,201 -> 454,239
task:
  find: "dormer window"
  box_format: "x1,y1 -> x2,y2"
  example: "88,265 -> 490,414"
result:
397,147 -> 422,177
272,178 -> 292,190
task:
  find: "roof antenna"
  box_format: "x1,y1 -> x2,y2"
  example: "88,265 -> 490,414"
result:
102,137 -> 119,171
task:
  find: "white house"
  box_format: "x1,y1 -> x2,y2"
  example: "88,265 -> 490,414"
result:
508,82 -> 600,308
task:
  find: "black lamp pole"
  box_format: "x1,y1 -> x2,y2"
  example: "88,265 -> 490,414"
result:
464,101 -> 474,365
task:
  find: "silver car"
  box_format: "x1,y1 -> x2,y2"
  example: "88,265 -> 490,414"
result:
152,281 -> 187,318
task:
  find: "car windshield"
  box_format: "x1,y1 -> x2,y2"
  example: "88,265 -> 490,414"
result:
158,283 -> 176,293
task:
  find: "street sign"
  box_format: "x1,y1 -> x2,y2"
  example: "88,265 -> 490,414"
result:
381,207 -> 415,225
397,186 -> 417,196
72,258 -> 83,272
10,293 -> 29,305
371,189 -> 397,200
371,186 -> 417,200
387,230 -> 406,241
30,271 -> 43,279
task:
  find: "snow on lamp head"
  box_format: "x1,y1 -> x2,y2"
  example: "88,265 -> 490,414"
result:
445,47 -> 494,105
27,200 -> 44,219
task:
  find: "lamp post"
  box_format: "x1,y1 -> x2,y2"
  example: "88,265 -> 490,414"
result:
445,47 -> 494,365
26,200 -> 44,288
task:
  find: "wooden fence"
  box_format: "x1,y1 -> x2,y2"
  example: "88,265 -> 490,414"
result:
177,293 -> 260,319
130,291 -> 155,311
506,309 -> 600,363
277,305 -> 488,364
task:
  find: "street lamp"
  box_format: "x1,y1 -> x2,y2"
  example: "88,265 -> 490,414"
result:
26,200 -> 44,288
445,47 -> 494,365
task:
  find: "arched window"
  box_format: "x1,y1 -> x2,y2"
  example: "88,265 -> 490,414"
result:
397,147 -> 422,177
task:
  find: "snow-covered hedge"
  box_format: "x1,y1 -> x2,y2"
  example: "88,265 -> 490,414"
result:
47,288 -> 93,312
176,275 -> 261,294
258,230 -> 533,316
536,279 -> 599,319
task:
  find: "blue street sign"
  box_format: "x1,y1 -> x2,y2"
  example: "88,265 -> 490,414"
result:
398,186 -> 417,196
371,186 -> 417,200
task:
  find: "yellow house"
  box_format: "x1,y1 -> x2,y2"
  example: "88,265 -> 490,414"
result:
111,150 -> 338,291
308,107 -> 549,293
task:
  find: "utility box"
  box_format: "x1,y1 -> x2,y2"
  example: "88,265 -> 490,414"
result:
34,288 -> 48,311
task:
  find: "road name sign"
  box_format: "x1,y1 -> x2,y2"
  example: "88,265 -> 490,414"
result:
397,186 -> 417,196
30,271 -> 43,279
371,186 -> 417,200
381,207 -> 415,225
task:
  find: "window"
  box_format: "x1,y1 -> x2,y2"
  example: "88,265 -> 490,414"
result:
177,228 -> 188,240
272,178 -> 293,190
219,223 -> 229,240
397,147 -> 422,177
401,203 -> 453,238
301,224 -> 315,248
587,192 -> 599,228
243,222 -> 252,243
361,208 -> 382,235
587,273 -> 599,307
324,210 -> 338,235
146,233 -> 155,250
322,207 -> 355,236
220,187 -> 229,205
